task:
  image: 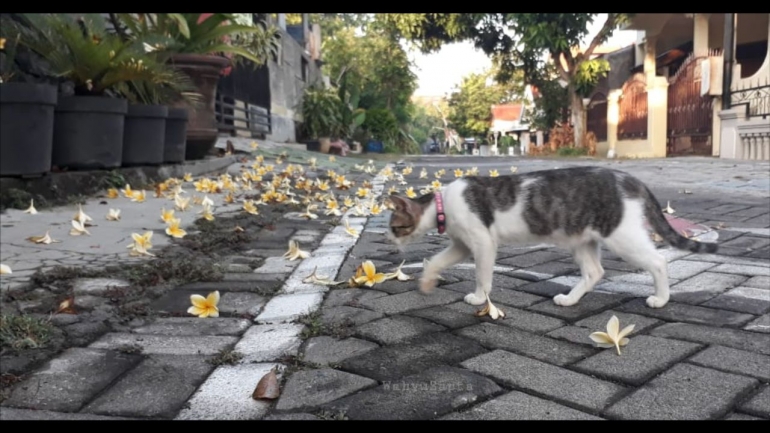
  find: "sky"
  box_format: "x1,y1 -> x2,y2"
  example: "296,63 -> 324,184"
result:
408,15 -> 640,97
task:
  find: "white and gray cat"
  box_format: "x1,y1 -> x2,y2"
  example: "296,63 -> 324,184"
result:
387,166 -> 718,309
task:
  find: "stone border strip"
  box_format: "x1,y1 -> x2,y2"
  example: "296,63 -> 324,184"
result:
174,164 -> 391,420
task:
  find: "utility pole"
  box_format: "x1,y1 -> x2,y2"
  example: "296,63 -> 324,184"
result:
722,13 -> 735,109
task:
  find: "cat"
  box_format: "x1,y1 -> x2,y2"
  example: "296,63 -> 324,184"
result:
387,166 -> 718,309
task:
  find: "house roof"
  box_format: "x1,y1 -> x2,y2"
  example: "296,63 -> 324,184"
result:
491,104 -> 523,122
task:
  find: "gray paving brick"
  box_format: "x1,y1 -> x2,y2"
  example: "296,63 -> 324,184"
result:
323,288 -> 388,308
745,314 -> 770,334
360,288 -> 463,315
175,280 -> 283,293
527,292 -> 630,321
515,281 -> 571,297
650,323 -> 770,355
132,318 -> 251,337
445,301 -> 565,333
523,261 -> 580,277
671,272 -> 748,295
322,366 -> 502,420
746,246 -> 770,260
274,369 -> 377,412
218,292 -> 267,316
461,350 -> 623,413
688,345 -> 770,381
739,385 -> 770,418
605,363 -> 757,420
82,355 -> 214,419
574,335 -> 702,385
499,251 -> 570,267
2,348 -> 142,412
721,236 -> 770,251
320,306 -> 384,327
89,333 -> 239,356
456,323 -> 594,366
724,412 -> 764,420
355,316 -> 445,345
743,276 -> 770,289
546,326 -> 599,346
264,413 -> 319,420
575,310 -> 662,334
301,337 -> 379,366
702,286 -> 770,315
710,263 -> 770,277
618,299 -> 755,327
338,332 -> 487,382
441,390 -> 602,420
405,305 -> 481,328
0,408 -> 133,420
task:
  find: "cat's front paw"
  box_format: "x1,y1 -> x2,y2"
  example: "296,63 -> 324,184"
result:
553,294 -> 579,307
464,292 -> 487,306
419,277 -> 437,294
646,295 -> 669,309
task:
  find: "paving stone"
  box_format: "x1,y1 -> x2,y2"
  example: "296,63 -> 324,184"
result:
2,348 -> 141,412
600,259 -> 641,272
739,385 -> 770,418
339,332 -> 487,382
355,316 -> 445,345
264,413 -> 319,420
687,254 -> 769,267
301,337 -> 379,366
618,299 -> 756,328
176,280 -> 283,293
461,350 -> 623,413
321,306 -> 384,327
710,263 -> 770,277
499,251 -> 570,268
651,323 -> 770,355
234,324 -> 304,362
223,272 -> 292,283
322,366 -> 502,420
89,333 -> 238,356
523,261 -> 580,277
743,276 -> 770,289
445,302 -> 565,334
745,246 -> 770,260
574,335 -> 702,385
609,272 -> 679,287
226,264 -> 252,273
360,288 -> 464,315
337,259 -> 394,282
744,314 -> 770,334
575,310 -> 662,334
323,288 -> 388,308
721,236 -> 770,251
688,345 -> 770,381
724,412 -> 764,420
82,355 -> 214,419
175,363 -> 276,420
594,280 -> 655,298
0,408 -> 133,420
605,363 -> 758,420
456,323 -> 594,366
515,281 -> 571,297
405,305 -> 484,329
132,318 -> 251,337
218,292 -> 267,316
441,390 -> 602,420
702,287 -> 770,315
528,292 -> 630,321
274,369 -> 377,412
72,278 -> 131,297
671,272 -> 748,296
255,293 -> 324,324
366,277 -> 420,294
508,269 -> 556,282
545,326 -> 597,346
252,256 -> 299,274
670,290 -> 722,305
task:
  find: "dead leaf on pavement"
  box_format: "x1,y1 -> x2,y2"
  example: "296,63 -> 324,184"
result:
56,297 -> 76,314
253,367 -> 280,400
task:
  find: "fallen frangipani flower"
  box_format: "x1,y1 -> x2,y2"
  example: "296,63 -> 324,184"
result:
234,226 -> 245,233
128,231 -> 154,257
188,291 -> 220,318
183,173 -> 193,182
243,200 -> 259,215
199,204 -> 215,222
70,218 -> 91,236
589,315 -> 635,356
160,208 -> 175,224
384,260 -> 413,281
663,201 -> 675,214
122,184 -> 133,198
106,208 -> 121,221
489,169 -> 500,177
302,266 -> 346,286
300,204 -> 318,220
165,218 -> 187,238
405,187 -> 417,199
73,205 -> 93,226
352,260 -> 387,288
0,264 -> 11,275
343,218 -> 359,238
174,194 -> 190,211
27,231 -> 60,244
23,199 -> 38,215
251,141 -> 259,150
419,168 -> 428,179
284,240 -> 310,261
131,189 -> 146,203
454,168 -> 464,178
476,293 -> 505,320
107,188 -> 119,199
510,166 -> 518,173
202,195 -> 214,208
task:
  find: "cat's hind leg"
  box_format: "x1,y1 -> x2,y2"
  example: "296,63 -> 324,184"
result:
421,241 -> 471,294
554,241 -> 604,307
463,234 -> 497,306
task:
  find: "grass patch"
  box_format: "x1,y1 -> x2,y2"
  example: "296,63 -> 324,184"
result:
297,311 -> 354,340
0,314 -> 56,351
207,348 -> 244,366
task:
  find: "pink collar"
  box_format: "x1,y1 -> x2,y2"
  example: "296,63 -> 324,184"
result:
435,191 -> 446,234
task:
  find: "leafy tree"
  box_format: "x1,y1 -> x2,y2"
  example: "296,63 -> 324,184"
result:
409,100 -> 448,145
379,13 -> 630,148
447,68 -> 524,138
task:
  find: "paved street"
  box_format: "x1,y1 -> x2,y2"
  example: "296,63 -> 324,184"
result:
1,152 -> 769,420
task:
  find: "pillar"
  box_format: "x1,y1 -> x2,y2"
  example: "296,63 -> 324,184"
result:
712,98 -> 722,156
277,13 -> 286,30
693,14 -> 710,57
606,89 -> 622,158
648,76 -> 669,157
536,131 -> 544,147
521,132 -> 530,155
644,34 -> 658,80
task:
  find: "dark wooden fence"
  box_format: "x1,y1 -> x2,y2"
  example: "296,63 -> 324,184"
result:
216,62 -> 271,138
617,74 -> 648,140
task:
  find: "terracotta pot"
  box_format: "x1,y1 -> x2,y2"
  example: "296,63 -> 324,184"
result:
169,54 -> 230,160
319,137 -> 331,154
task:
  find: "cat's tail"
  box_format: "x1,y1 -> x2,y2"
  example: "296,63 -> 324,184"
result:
642,187 -> 719,254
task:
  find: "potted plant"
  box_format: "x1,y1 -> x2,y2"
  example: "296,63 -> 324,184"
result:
0,32 -> 58,177
498,135 -> 513,157
112,13 -> 279,160
300,86 -> 343,153
13,14 -> 172,170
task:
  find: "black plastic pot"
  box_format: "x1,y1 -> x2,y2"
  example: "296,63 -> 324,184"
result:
164,107 -> 189,164
122,104 -> 168,167
305,140 -> 321,152
53,96 -> 128,170
0,83 -> 58,177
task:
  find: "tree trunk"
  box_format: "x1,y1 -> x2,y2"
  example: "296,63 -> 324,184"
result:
570,89 -> 586,148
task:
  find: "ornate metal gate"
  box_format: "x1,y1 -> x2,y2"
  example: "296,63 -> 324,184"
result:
666,53 -> 714,156
618,74 -> 648,140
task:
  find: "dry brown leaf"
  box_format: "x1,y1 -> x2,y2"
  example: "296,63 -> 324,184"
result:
253,367 -> 280,400
56,297 -> 76,314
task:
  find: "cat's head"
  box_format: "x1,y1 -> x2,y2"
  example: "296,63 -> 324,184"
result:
386,192 -> 435,248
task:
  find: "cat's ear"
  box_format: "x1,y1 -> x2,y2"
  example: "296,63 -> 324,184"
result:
388,194 -> 410,212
